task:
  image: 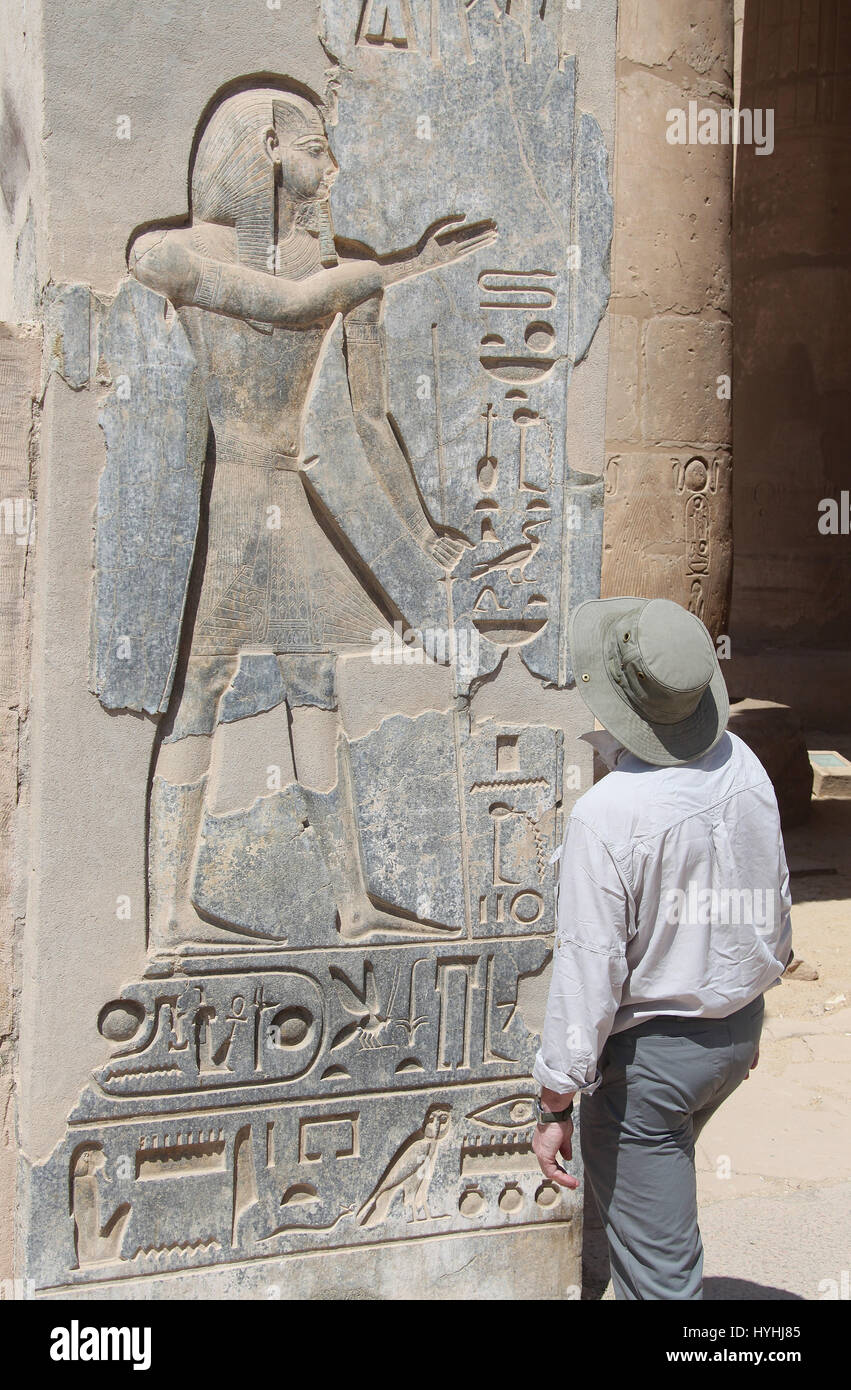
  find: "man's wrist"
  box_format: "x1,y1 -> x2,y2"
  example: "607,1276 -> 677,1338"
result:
536,1087 -> 575,1124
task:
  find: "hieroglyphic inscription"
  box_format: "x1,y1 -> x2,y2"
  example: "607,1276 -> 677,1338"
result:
355,0 -> 582,69
603,451 -> 732,638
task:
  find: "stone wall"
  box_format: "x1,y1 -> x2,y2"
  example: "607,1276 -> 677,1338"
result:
2,0 -> 618,1298
0,323 -> 39,1282
728,0 -> 851,729
0,0 -> 45,320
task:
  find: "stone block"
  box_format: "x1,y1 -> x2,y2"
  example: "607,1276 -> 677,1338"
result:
642,315 -> 732,446
605,312 -> 641,441
809,751 -> 851,801
612,70 -> 731,318
726,699 -> 813,827
618,0 -> 733,78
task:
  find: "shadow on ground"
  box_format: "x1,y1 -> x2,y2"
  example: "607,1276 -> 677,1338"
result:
784,800 -> 851,905
704,1277 -> 805,1301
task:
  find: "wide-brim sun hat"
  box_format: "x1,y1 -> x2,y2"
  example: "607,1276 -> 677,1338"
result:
569,596 -> 729,767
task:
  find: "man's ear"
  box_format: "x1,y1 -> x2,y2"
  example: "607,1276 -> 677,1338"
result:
262,125 -> 281,168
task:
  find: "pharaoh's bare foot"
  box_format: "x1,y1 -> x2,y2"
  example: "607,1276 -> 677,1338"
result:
338,899 -> 459,941
424,531 -> 470,571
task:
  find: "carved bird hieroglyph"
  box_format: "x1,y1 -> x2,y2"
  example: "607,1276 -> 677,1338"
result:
469,515 -> 550,584
70,1146 -> 131,1268
331,961 -> 391,1049
357,1105 -> 452,1229
331,959 -> 429,1051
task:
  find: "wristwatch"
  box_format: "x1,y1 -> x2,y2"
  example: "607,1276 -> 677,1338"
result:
535,1096 -> 574,1124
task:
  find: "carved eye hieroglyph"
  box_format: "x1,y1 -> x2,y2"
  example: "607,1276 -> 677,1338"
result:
466,1094 -> 536,1130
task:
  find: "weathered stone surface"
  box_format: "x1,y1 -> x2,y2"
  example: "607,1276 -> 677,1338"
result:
618,0 -> 733,77
605,313 -> 641,442
0,7 -> 45,322
0,323 -> 39,1281
349,711 -> 466,930
43,282 -> 100,390
0,324 -> 38,698
602,448 -> 732,638
219,652 -> 337,724
14,0 -> 616,1300
36,1220 -> 582,1300
641,315 -> 732,445
92,280 -> 208,715
726,699 -> 813,828
611,70 -> 731,319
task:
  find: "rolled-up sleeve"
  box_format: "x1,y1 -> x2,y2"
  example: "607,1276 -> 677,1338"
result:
533,815 -> 633,1096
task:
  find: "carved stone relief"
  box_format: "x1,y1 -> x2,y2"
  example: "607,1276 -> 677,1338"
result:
26,2 -> 613,1293
602,450 -> 733,639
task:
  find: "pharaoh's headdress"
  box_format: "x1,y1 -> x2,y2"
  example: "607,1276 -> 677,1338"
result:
190,87 -> 333,274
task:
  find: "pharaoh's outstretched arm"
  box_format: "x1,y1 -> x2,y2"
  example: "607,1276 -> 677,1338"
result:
131,231 -> 388,327
344,297 -> 436,552
129,216 -> 497,331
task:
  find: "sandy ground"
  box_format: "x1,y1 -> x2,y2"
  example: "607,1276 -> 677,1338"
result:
584,796 -> 851,1302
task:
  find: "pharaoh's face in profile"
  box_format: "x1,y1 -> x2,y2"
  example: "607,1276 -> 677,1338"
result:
190,88 -> 341,261
269,121 -> 339,204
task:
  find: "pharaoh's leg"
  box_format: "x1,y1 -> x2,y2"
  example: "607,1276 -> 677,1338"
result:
147,654 -> 237,952
289,703 -> 458,941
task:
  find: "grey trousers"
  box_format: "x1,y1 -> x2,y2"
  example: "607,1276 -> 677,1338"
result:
579,994 -> 765,1301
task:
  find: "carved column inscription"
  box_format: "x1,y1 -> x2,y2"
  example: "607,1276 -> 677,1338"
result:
27,1 -> 612,1291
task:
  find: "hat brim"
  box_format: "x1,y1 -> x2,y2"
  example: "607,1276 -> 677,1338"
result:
569,596 -> 730,767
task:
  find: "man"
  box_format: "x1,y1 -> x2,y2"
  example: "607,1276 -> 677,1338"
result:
532,596 -> 793,1300
127,84 -> 495,949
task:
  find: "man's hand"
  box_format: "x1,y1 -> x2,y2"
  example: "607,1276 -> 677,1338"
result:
532,1119 -> 578,1190
532,1117 -> 579,1190
380,215 -> 497,292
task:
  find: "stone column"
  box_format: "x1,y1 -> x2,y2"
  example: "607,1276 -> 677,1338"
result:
3,0 -> 618,1299
602,0 -> 734,640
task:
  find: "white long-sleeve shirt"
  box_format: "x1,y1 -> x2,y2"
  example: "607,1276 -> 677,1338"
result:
533,732 -> 793,1096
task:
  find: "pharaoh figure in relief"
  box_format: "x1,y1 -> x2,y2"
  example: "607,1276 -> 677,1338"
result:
30,11 -> 616,1290
113,85 -> 495,952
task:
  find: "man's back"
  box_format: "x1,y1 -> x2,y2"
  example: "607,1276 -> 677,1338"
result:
537,732 -> 792,1097
568,730 -> 792,1031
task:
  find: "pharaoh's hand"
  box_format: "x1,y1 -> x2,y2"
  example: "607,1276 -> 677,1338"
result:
415,215 -> 498,274
423,530 -> 472,572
